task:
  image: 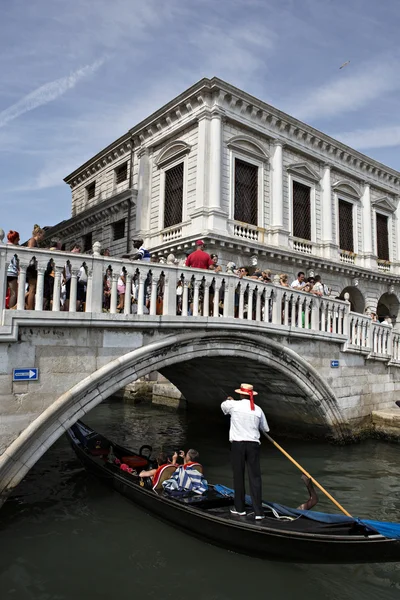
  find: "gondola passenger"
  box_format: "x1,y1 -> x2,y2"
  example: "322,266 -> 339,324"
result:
139,452 -> 174,488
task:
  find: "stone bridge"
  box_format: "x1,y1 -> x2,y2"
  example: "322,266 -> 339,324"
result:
1,243 -> 400,502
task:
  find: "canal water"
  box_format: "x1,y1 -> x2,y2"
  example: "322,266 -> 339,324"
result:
1,400 -> 400,600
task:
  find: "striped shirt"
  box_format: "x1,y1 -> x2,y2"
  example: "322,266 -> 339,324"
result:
221,399 -> 269,443
137,246 -> 151,261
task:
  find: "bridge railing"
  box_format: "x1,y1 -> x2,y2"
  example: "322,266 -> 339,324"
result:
1,244 -> 399,364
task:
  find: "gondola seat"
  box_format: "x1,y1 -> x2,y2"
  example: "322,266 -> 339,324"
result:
153,465 -> 177,491
190,463 -> 203,474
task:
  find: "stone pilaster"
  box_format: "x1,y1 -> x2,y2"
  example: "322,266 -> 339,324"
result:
320,164 -> 336,259
361,183 -> 377,270
270,141 -> 288,246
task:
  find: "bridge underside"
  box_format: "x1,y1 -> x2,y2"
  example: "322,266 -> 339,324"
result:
0,328 -> 349,504
161,356 -> 331,438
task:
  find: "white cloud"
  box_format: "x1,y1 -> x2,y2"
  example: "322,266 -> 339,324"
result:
288,59 -> 400,121
334,125 -> 400,150
0,59 -> 104,128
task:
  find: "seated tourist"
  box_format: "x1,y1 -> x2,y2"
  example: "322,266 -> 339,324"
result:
173,449 -> 203,473
139,452 -> 174,486
163,450 -> 207,495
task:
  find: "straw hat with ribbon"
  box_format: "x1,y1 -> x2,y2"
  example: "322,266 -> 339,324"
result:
234,383 -> 258,411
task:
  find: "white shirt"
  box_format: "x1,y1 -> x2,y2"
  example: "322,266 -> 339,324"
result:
221,399 -> 269,443
291,279 -> 306,289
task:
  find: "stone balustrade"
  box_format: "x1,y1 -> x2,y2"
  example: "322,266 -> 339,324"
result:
1,243 -> 400,365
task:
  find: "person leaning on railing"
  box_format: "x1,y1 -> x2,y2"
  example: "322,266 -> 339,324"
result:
6,230 -> 20,309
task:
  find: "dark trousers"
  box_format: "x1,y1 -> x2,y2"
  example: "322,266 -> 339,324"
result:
231,441 -> 263,516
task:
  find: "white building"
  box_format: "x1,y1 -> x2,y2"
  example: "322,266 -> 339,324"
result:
47,77 -> 400,320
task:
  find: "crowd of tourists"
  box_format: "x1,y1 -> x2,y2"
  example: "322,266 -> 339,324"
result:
5,227 -> 331,313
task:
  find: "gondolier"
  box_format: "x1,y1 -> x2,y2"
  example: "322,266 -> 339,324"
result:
221,383 -> 269,520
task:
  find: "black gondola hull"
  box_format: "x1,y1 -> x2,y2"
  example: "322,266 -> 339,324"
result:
68,424 -> 400,564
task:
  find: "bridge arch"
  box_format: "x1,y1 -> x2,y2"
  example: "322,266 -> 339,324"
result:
0,330 -> 347,502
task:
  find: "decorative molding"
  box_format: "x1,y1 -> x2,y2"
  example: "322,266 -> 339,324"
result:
286,162 -> 320,183
44,191 -> 136,240
332,179 -> 361,198
227,134 -> 269,162
371,196 -> 397,213
155,140 -> 192,168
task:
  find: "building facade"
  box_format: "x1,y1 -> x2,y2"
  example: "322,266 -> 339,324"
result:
47,77 -> 400,321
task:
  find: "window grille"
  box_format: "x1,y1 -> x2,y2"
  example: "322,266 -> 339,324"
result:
338,199 -> 354,252
164,162 -> 183,229
376,213 -> 389,260
86,182 -> 96,200
234,159 -> 258,226
83,232 -> 92,253
115,162 -> 128,184
113,219 -> 125,241
292,181 -> 311,240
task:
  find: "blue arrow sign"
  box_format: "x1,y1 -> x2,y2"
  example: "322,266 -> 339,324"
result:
13,368 -> 39,381
330,360 -> 339,368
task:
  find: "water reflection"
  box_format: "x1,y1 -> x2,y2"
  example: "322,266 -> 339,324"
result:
1,400 -> 400,600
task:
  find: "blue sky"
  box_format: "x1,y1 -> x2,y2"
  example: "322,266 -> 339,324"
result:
1,0 -> 400,242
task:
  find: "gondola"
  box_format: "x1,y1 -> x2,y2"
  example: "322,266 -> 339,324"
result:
67,421 -> 400,564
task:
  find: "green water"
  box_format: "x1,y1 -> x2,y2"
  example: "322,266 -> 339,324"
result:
1,400 -> 400,599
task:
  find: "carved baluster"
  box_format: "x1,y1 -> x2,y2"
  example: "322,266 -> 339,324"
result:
124,271 -> 132,315
378,328 -> 383,355
331,306 -> 338,335
52,266 -> 63,312
69,269 -> 79,313
238,283 -> 245,320
149,274 -> 158,316
193,278 -> 201,317
255,287 -> 261,322
297,297 -> 303,328
283,293 -> 290,327
310,297 -> 319,331
16,262 -> 28,310
110,272 -> 118,314
162,270 -> 177,316
321,302 -> 327,334
326,303 -> 333,333
181,278 -> 189,317
213,279 -> 221,318
271,285 -> 282,325
247,286 -> 254,321
85,269 -> 93,312
137,274 -> 145,316
264,290 -> 271,323
34,265 -> 46,311
304,297 -> 310,329
203,279 -> 210,318
290,294 -> 297,327
223,277 -> 235,319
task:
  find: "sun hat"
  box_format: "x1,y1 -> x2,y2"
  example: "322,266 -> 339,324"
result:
234,383 -> 258,396
234,383 -> 257,411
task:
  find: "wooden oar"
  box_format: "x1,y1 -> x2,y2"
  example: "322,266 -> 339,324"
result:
264,433 -> 352,517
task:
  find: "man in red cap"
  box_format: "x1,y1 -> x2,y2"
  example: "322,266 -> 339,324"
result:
185,240 -> 213,269
221,383 -> 269,520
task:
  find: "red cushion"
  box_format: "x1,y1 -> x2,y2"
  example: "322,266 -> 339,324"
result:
121,456 -> 148,468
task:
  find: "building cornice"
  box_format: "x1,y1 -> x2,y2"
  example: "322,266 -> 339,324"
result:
44,190 -> 137,239
64,77 -> 400,196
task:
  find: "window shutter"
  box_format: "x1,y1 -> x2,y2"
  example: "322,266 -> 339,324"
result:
113,219 -> 126,241
292,181 -> 311,240
234,159 -> 258,226
87,182 -> 96,200
115,162 -> 128,184
164,163 -> 184,228
338,199 -> 354,252
376,214 -> 389,260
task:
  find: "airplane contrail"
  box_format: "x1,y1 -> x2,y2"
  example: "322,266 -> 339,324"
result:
0,58 -> 105,128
